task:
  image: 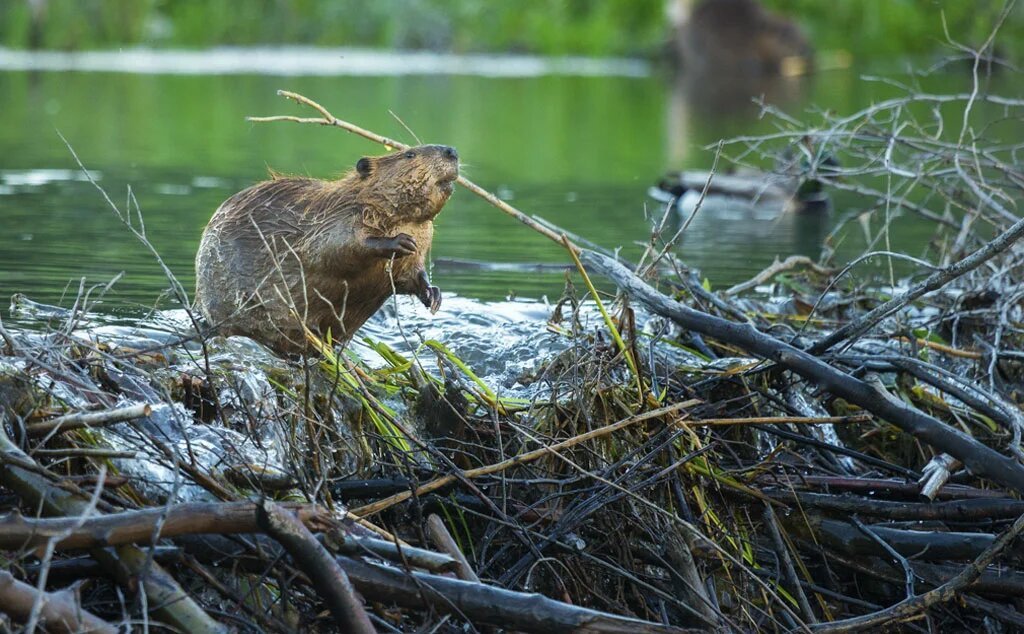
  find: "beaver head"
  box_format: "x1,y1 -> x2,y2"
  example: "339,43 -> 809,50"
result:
352,144 -> 459,227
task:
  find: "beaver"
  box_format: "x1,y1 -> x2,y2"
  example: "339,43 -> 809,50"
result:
672,0 -> 813,76
194,144 -> 459,354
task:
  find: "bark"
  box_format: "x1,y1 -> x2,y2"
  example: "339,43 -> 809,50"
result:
257,499 -> 375,634
0,571 -> 116,634
0,500 -> 331,550
337,555 -> 696,634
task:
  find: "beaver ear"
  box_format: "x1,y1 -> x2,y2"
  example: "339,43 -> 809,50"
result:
356,157 -> 373,178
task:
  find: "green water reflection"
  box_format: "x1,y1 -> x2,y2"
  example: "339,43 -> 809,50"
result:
0,62 -> 1008,310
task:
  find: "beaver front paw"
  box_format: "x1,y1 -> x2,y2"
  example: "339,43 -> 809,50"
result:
365,233 -> 418,258
418,284 -> 442,314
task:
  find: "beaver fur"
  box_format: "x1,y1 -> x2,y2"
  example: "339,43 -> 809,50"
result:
194,144 -> 459,354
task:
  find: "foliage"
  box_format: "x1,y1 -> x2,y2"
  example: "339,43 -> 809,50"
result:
1,0 -> 1022,60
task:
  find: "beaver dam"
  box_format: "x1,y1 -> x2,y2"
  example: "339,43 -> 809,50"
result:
2,76 -> 1024,634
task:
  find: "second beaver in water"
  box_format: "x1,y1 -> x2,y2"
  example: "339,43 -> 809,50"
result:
194,144 -> 459,354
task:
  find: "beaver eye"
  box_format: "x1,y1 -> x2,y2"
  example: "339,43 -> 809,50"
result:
404,150 -> 416,159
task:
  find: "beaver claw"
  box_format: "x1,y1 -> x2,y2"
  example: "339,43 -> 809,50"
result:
418,285 -> 442,314
366,233 -> 417,258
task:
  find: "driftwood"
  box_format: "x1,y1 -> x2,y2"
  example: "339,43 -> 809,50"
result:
0,571 -> 115,634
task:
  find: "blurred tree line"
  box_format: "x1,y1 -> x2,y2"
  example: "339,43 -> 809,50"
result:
0,0 -> 1019,60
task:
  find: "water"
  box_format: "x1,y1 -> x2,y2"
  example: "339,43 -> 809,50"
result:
0,47 -> 1012,311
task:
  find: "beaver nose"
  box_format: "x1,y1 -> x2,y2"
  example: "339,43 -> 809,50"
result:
441,146 -> 458,161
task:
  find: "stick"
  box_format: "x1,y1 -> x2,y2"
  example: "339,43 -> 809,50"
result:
248,90 -> 573,250
725,255 -> 833,296
425,514 -> 480,582
351,400 -> 698,516
0,501 -> 332,550
256,500 -> 375,634
0,421 -> 227,634
685,414 -> 870,427
764,504 -> 817,624
25,404 -> 152,438
0,571 -> 116,634
336,555 -> 694,634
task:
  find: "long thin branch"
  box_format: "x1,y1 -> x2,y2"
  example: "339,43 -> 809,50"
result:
0,501 -> 332,550
25,403 -> 152,438
249,90 -> 572,248
257,500 -> 375,634
351,400 -> 697,516
336,555 -> 695,634
809,212 -> 1024,354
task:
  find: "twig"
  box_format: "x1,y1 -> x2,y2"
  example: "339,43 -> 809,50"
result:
686,414 -> 870,427
351,400 -> 698,516
26,403 -> 153,438
725,255 -> 833,296
249,90 -> 571,248
764,504 -> 817,624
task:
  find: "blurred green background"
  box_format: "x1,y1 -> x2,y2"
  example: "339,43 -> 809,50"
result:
1,0 -> 1021,60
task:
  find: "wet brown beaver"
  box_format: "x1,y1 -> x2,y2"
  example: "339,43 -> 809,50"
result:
194,144 -> 459,354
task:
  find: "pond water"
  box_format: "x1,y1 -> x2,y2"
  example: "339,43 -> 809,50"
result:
0,48 -> 1013,312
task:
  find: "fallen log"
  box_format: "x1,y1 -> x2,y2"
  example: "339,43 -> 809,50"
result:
583,250 -> 1024,494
